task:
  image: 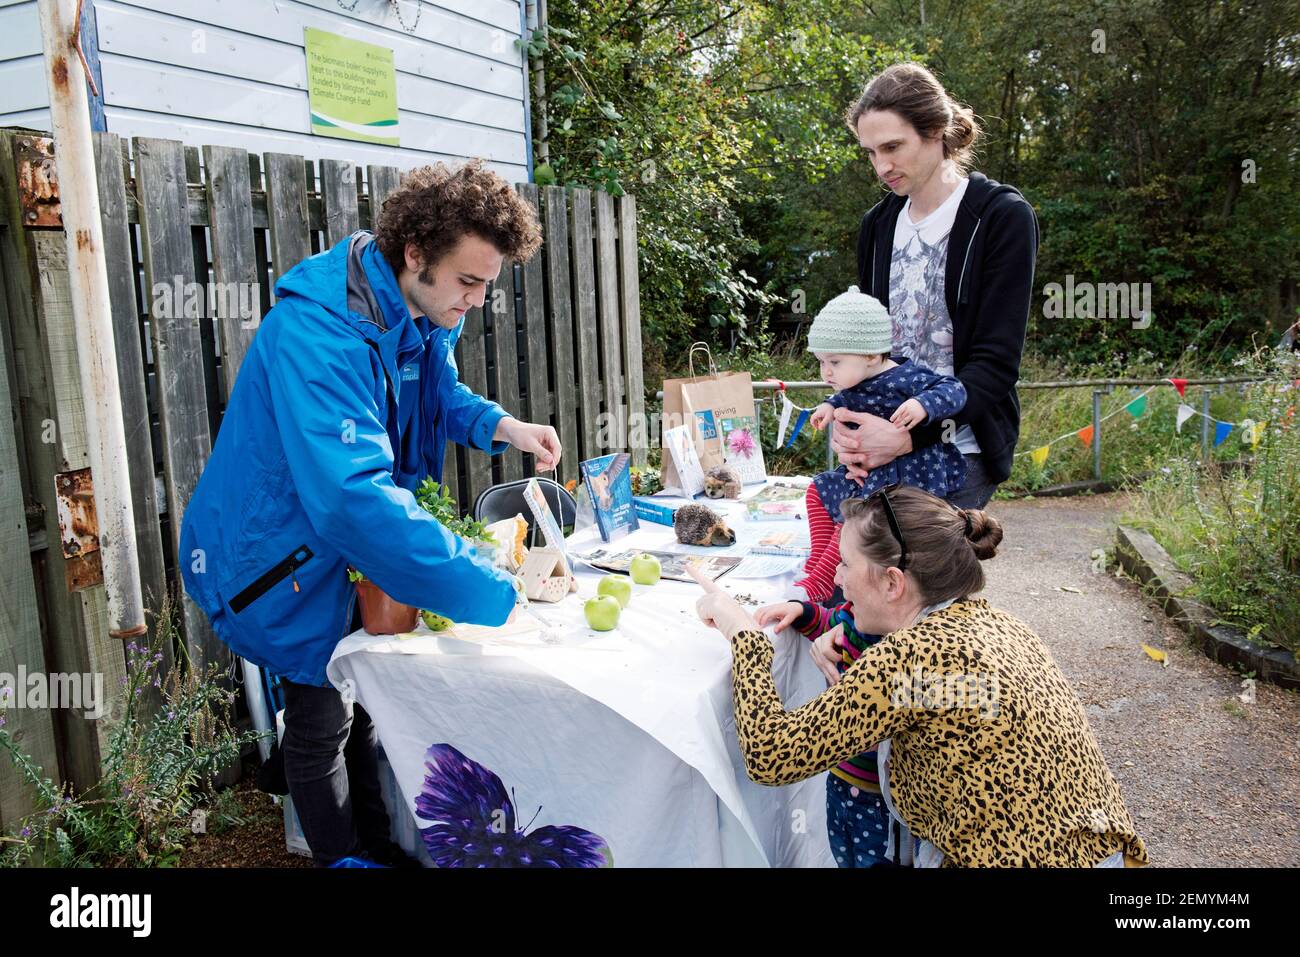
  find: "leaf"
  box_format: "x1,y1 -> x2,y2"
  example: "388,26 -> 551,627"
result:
1057,585 -> 1082,593
1141,644 -> 1169,667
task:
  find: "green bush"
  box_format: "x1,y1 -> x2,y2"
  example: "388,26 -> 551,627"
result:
1122,350 -> 1300,653
0,592 -> 265,867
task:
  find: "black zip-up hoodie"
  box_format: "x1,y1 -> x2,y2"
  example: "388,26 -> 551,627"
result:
856,171 -> 1040,485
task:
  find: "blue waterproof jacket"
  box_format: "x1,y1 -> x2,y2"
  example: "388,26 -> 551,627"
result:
180,232 -> 517,686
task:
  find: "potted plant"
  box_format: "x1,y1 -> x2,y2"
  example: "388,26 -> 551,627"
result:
349,480 -> 498,635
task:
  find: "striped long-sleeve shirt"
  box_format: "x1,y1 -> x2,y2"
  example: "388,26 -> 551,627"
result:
792,600 -> 882,791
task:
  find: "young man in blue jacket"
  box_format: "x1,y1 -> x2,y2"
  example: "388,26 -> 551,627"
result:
180,160 -> 559,866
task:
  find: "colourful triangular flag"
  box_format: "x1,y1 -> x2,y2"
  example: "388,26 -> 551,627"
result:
1253,420 -> 1267,448
1213,421 -> 1233,447
1030,445 -> 1050,467
1077,424 -> 1095,448
783,409 -> 810,449
1125,395 -> 1148,418
775,393 -> 795,448
1175,403 -> 1196,433
1168,378 -> 1188,397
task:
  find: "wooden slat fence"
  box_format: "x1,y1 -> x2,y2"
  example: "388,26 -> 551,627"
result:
0,129 -> 647,816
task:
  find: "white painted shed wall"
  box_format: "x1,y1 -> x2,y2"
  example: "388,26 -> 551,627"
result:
0,0 -> 531,182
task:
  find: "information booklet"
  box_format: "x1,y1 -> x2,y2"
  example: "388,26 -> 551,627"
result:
749,529 -> 811,557
662,424 -> 706,498
744,481 -> 808,521
719,414 -> 767,485
523,478 -> 570,568
572,547 -> 741,583
579,452 -> 639,542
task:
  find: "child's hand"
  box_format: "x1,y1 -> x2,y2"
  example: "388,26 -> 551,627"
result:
754,601 -> 804,632
811,624 -> 845,685
889,398 -> 928,430
809,403 -> 834,431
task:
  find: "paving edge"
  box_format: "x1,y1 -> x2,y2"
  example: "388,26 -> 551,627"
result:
1114,525 -> 1299,691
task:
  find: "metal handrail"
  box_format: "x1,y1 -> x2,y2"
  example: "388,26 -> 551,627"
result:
654,375 -> 1273,479
656,375 -> 1266,397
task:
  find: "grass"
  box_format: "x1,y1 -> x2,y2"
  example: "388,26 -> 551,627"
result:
1121,351 -> 1299,655
1003,354 -> 1256,495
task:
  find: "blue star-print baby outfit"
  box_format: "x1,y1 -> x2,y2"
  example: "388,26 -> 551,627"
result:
813,357 -> 967,521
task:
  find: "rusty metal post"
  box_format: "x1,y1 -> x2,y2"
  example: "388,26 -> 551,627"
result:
36,0 -> 145,639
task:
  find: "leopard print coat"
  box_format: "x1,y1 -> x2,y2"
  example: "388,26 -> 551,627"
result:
731,597 -> 1149,867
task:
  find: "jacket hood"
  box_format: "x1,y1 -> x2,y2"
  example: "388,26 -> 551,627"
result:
961,170 -> 1030,217
272,230 -> 438,368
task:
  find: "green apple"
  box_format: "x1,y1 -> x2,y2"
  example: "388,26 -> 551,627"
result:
597,575 -> 633,608
584,595 -> 622,631
629,553 -> 662,585
421,610 -> 453,632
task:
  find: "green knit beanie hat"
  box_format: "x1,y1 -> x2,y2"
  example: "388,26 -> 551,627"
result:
806,285 -> 892,355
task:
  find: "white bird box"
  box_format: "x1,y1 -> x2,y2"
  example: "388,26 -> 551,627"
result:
517,547 -> 573,603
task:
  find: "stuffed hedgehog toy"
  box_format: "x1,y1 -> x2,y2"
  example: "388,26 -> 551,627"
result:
702,465 -> 742,500
674,503 -> 736,546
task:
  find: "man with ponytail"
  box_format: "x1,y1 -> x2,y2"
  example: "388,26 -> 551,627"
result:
832,63 -> 1040,511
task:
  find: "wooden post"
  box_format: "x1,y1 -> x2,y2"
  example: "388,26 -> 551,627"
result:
92,133 -> 168,664
132,137 -> 224,674
617,194 -> 647,467
203,144 -> 259,394
594,192 -> 623,451
568,188 -> 601,462
542,186 -> 577,485
490,263 -> 524,483
366,165 -> 402,229
319,159 -> 360,248
264,152 -> 311,292
517,184 -> 551,475
0,133 -> 127,791
460,304 -> 493,505
0,244 -> 60,826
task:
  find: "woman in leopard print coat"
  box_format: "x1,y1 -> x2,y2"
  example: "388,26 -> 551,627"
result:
693,485 -> 1148,868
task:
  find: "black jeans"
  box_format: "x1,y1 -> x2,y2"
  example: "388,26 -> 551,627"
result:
946,452 -> 999,510
281,678 -> 394,867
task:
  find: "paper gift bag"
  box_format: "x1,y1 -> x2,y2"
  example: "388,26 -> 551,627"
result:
661,344 -> 765,490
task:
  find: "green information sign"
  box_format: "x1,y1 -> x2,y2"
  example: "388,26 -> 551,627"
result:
304,28 -> 400,146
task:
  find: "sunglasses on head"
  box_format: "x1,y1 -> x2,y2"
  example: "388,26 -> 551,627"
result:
867,482 -> 908,573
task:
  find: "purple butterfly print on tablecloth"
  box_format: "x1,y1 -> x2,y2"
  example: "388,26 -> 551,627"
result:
414,743 -> 612,868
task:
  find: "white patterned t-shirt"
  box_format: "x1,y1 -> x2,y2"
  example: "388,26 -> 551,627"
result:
890,177 -> 979,453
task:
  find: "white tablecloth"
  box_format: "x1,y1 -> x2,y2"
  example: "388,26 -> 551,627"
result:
326,483 -> 834,867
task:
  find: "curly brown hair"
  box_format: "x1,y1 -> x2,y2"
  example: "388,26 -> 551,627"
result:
373,160 -> 542,276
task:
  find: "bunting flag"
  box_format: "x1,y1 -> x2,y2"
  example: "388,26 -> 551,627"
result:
775,392 -> 795,448
1030,445 -> 1050,467
1253,421 -> 1267,448
1214,421 -> 1233,447
1125,395 -> 1148,418
783,409 -> 811,449
1168,378 -> 1188,397
1077,424 -> 1095,448
1175,403 -> 1196,433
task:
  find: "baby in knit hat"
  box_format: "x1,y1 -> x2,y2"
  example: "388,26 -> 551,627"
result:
797,285 -> 968,601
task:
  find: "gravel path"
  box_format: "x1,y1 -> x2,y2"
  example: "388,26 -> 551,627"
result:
981,492 -> 1300,867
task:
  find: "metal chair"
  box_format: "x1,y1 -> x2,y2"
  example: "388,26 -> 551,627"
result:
472,477 -> 577,543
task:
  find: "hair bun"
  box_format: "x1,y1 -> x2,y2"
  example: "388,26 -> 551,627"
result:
961,508 -> 1002,560
945,101 -> 977,150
